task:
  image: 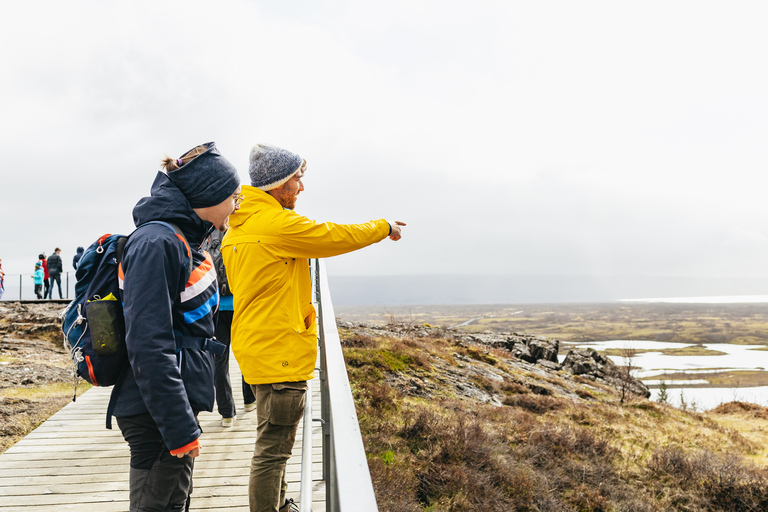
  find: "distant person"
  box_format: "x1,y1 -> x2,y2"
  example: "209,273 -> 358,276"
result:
72,246 -> 84,270
201,228 -> 256,427
222,143 -> 406,512
242,374 -> 256,413
0,258 -> 5,300
203,228 -> 236,427
38,254 -> 49,299
32,261 -> 44,299
47,248 -> 63,299
113,141 -> 240,512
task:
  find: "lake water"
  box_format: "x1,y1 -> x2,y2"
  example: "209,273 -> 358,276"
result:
561,339 -> 768,411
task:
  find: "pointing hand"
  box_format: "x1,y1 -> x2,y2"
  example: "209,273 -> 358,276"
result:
389,221 -> 406,241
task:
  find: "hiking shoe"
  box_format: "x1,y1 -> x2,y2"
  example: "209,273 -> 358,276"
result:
279,498 -> 299,512
244,402 -> 257,412
221,417 -> 235,427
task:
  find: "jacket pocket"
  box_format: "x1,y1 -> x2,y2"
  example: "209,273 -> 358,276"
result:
302,304 -> 317,331
180,348 -> 216,413
268,381 -> 307,426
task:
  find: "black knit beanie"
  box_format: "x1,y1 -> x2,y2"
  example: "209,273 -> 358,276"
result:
167,142 -> 240,208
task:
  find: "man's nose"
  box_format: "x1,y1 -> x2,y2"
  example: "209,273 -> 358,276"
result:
298,180 -> 304,191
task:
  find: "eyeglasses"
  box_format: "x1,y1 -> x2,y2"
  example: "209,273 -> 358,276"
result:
234,194 -> 244,207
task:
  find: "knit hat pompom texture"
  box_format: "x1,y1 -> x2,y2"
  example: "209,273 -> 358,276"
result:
249,144 -> 303,191
167,142 -> 241,209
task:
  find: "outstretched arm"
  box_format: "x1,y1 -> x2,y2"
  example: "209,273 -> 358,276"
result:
277,215 -> 393,259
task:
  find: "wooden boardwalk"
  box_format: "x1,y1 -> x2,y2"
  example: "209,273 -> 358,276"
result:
0,353 -> 326,511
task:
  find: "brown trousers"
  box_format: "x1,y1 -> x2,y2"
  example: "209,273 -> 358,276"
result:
249,381 -> 308,512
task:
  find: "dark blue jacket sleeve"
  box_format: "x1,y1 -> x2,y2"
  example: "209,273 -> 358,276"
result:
121,233 -> 200,451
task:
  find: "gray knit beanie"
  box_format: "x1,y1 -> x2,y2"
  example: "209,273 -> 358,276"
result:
249,144 -> 303,191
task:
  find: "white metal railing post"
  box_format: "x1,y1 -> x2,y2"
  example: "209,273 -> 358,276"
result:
300,378 -> 313,512
299,261 -> 318,512
299,259 -> 378,511
315,260 -> 331,483
313,259 -> 379,512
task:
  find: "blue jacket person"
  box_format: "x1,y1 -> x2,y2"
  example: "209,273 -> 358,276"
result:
114,142 -> 241,512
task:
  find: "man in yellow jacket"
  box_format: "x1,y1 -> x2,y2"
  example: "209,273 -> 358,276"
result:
221,143 -> 405,512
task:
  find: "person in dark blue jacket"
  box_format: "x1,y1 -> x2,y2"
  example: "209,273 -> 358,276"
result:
115,141 -> 241,512
72,246 -> 84,270
201,228 -> 257,428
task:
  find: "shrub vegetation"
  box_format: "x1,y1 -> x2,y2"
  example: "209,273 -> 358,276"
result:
341,327 -> 768,511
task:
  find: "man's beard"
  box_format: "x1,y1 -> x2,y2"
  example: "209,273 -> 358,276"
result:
278,192 -> 298,210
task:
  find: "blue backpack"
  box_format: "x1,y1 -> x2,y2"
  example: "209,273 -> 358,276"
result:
60,221 -> 193,420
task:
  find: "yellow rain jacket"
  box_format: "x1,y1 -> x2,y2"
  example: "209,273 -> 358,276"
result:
221,185 -> 390,385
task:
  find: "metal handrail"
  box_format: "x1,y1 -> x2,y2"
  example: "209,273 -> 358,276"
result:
311,259 -> 379,512
300,377 -> 314,512
0,271 -> 74,301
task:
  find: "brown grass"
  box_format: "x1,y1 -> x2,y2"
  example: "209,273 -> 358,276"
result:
345,328 -> 768,511
0,382 -> 90,455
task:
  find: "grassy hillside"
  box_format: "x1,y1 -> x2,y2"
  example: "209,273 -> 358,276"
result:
339,322 -> 768,511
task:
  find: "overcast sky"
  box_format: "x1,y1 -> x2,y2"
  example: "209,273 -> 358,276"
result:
2,1 -> 768,289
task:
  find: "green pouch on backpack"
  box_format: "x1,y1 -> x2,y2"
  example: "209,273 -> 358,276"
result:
85,293 -> 125,355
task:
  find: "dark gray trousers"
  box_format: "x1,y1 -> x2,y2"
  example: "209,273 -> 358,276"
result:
214,310 -> 235,418
215,309 -> 257,414
117,413 -> 194,512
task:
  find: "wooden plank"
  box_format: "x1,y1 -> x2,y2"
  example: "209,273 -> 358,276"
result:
0,478 -> 327,502
0,467 -> 323,488
0,462 -> 322,481
0,350 -> 326,510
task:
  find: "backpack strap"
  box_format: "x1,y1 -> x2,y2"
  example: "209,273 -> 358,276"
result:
164,222 -> 194,279
119,221 -> 194,280
105,365 -> 130,429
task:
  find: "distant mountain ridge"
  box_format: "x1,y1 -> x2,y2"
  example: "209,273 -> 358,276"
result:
328,274 -> 768,306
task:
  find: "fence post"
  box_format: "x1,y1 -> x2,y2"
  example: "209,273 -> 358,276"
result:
314,259 -> 379,511
316,259 -> 330,482
19,275 -> 22,300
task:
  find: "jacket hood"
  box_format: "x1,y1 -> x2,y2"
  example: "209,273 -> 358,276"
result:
227,185 -> 282,230
132,172 -> 212,245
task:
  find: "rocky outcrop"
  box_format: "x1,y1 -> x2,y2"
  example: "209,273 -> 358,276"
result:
337,320 -> 651,400
453,333 -> 559,365
510,335 -> 559,364
0,302 -> 63,343
562,348 -> 650,398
